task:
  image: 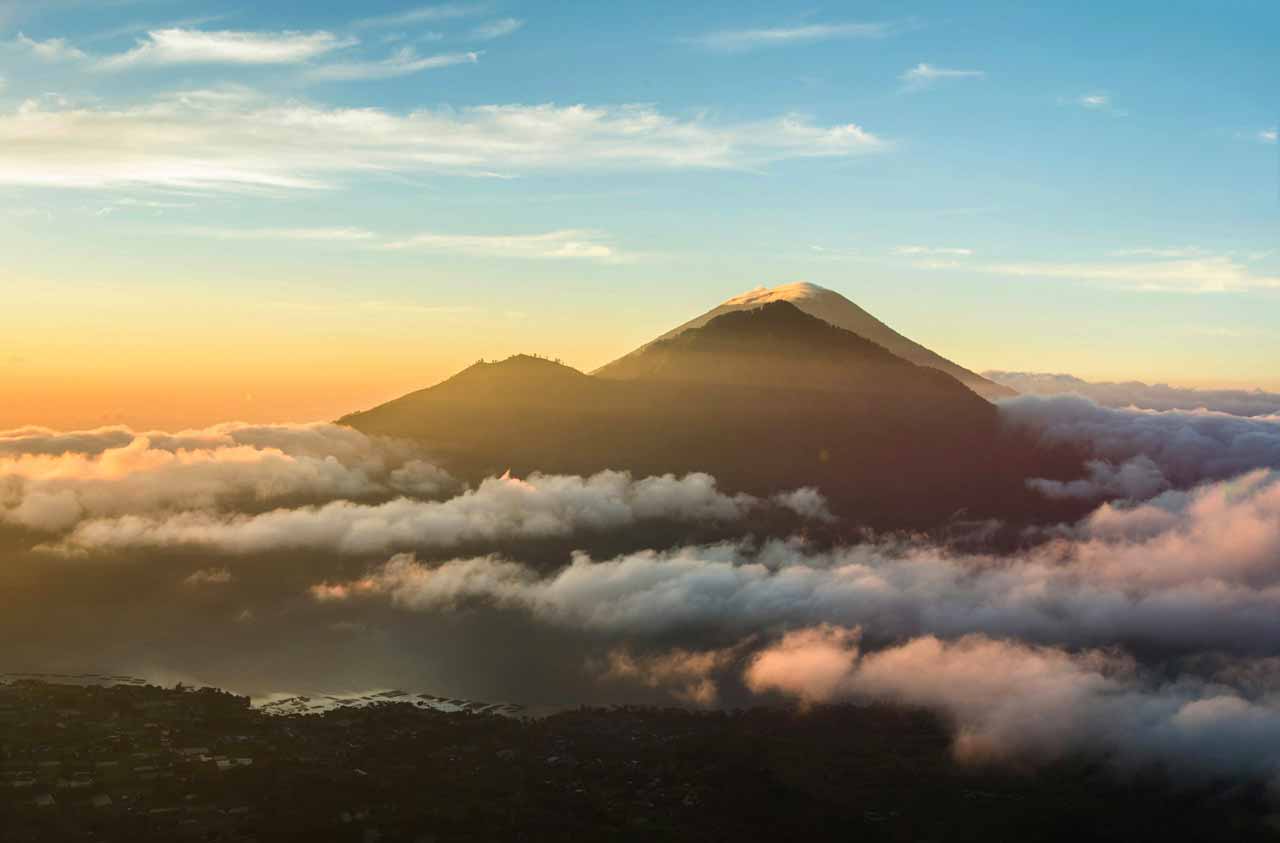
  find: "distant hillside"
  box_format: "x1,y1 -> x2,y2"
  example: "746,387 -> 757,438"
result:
343,304 -> 1078,530
596,282 -> 1015,400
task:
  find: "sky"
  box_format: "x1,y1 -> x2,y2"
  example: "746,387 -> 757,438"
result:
1,0 -> 1277,429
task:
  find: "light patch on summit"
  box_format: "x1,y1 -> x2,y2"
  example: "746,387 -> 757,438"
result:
723,282 -> 827,307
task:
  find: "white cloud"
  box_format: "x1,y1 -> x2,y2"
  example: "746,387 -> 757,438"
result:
982,255 -> 1280,293
354,3 -> 489,29
893,245 -> 973,257
472,18 -> 523,40
312,467 -> 1280,650
771,487 -> 836,523
175,226 -> 378,242
1261,128 -> 1278,144
900,62 -> 985,87
55,471 -> 762,556
16,33 -> 86,61
308,48 -> 478,81
1063,92 -> 1128,116
914,249 -> 1280,293
98,28 -> 354,70
1107,247 -> 1207,258
79,14 -> 233,45
691,21 -> 895,51
384,229 -> 619,260
0,92 -> 885,192
0,422 -> 452,533
110,197 -> 195,210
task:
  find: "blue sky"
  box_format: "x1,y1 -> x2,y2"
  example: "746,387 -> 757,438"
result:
1,0 -> 1278,426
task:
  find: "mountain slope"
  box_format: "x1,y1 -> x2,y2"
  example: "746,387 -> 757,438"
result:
342,305 -> 1072,529
595,282 -> 1015,400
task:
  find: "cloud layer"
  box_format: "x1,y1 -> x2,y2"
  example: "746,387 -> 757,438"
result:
301,464 -> 1280,777
10,403 -> 1280,781
0,422 -> 451,532
1001,395 -> 1280,498
311,467 -> 1280,653
988,371 -> 1280,417
52,470 -> 776,556
1,91 -> 885,191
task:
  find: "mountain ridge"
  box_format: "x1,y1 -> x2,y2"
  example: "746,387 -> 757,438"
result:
342,301 -> 1078,530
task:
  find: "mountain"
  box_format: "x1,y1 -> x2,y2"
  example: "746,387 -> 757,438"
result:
342,302 -> 1078,530
595,282 -> 1015,400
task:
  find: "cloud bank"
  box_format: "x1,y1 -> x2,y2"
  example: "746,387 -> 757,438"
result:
52,470 -> 775,556
312,468 -> 1280,652
0,422 -> 452,532
988,371 -> 1280,417
1000,395 -> 1280,498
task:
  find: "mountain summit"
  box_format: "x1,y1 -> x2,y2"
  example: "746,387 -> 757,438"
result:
595,282 -> 1014,400
595,300 -> 982,402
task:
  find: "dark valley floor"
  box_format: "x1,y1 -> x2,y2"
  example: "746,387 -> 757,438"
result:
3,680 -> 1278,843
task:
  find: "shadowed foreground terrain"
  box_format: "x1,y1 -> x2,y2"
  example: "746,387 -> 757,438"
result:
3,681 -> 1277,843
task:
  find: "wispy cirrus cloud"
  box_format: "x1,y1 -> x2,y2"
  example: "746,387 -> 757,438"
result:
1107,247 -> 1208,259
900,62 -> 985,89
353,3 -> 489,30
307,47 -> 478,81
174,226 -> 378,242
384,229 -> 620,260
893,245 -> 973,257
984,256 -> 1280,293
98,28 -> 355,70
0,92 -> 885,193
472,18 -> 523,40
1260,128 -> 1278,144
80,14 -> 232,45
917,252 -> 1280,293
690,21 -> 898,52
1063,92 -> 1128,116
